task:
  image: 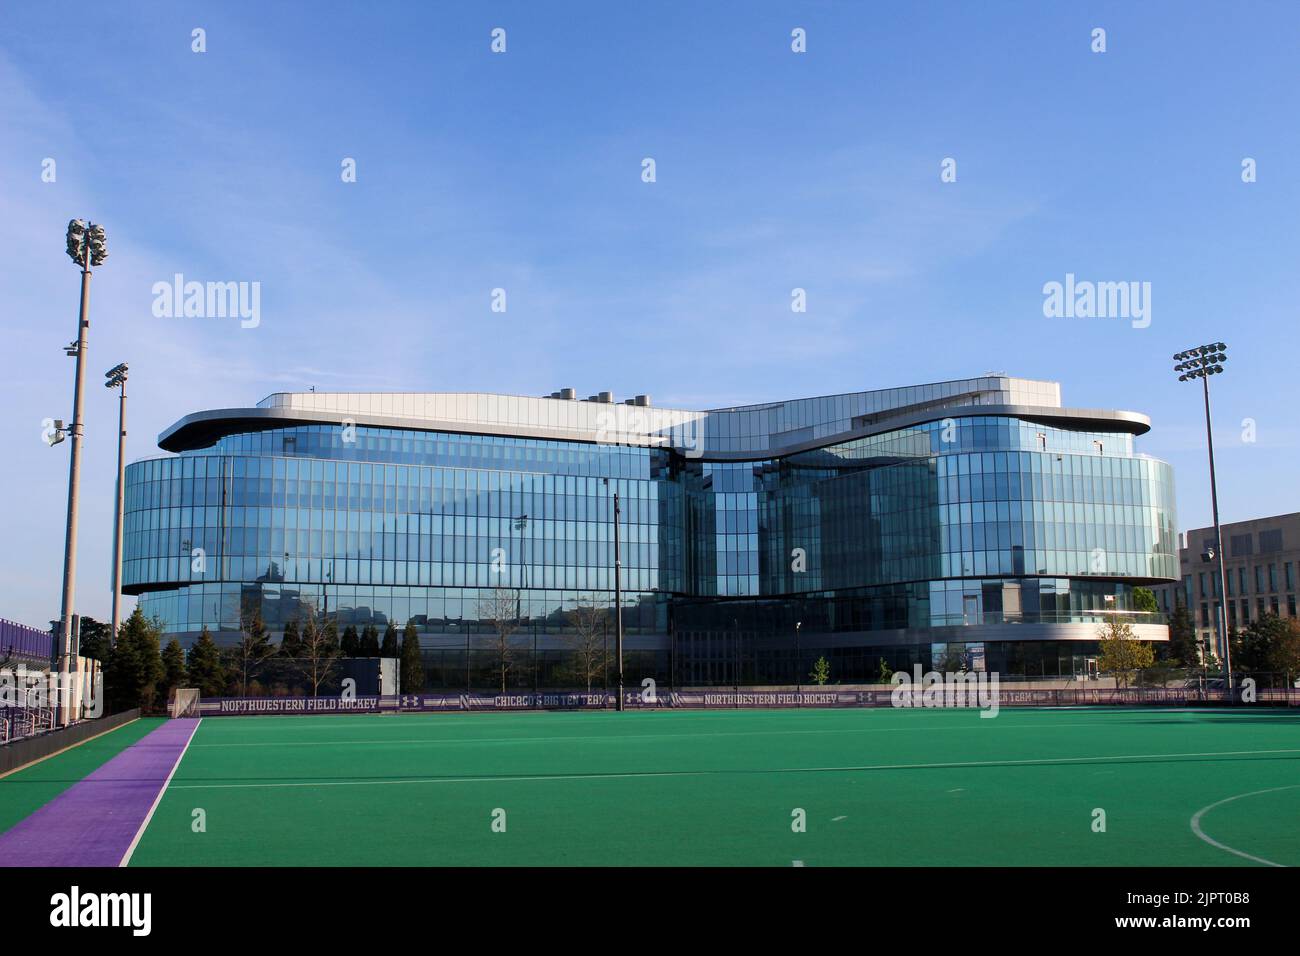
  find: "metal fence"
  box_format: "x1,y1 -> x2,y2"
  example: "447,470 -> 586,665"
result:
0,706 -> 55,744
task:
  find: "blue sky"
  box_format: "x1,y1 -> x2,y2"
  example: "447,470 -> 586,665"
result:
2,2 -> 1297,627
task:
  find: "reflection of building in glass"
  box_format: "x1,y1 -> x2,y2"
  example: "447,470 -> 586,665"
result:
124,376 -> 1178,683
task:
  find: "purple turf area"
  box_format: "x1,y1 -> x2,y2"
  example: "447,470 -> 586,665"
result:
0,718 -> 199,867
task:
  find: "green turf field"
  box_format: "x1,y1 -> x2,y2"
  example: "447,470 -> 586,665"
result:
118,707 -> 1300,866
0,718 -> 162,834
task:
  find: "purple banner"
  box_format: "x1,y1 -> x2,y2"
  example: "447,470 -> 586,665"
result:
200,696 -> 382,715
198,686 -> 1300,715
405,692 -> 610,711
654,690 -> 866,708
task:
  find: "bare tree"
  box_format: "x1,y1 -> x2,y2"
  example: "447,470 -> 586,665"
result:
234,604 -> 275,696
292,610 -> 342,696
477,586 -> 522,693
566,593 -> 610,692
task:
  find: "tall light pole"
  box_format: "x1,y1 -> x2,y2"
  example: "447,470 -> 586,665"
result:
602,478 -> 624,711
105,363 -> 128,644
55,220 -> 106,727
1173,342 -> 1232,693
795,620 -> 802,694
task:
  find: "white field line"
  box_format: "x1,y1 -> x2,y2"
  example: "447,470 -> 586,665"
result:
167,746 -> 1300,792
186,720 -> 1198,749
199,706 -> 1260,732
119,719 -> 202,867
1189,785 -> 1300,867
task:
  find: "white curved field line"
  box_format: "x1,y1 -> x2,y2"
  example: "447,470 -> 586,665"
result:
1189,784 -> 1300,867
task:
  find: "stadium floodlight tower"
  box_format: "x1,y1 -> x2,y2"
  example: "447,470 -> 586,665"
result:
105,362 -> 129,643
1173,342 -> 1232,694
55,220 -> 107,727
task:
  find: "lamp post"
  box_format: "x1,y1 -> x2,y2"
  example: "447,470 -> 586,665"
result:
795,620 -> 802,695
512,513 -> 528,605
734,617 -> 740,705
511,513 -> 529,699
1173,342 -> 1232,693
324,559 -> 334,623
1201,634 -> 1210,701
55,220 -> 106,727
602,479 -> 624,711
105,363 -> 128,644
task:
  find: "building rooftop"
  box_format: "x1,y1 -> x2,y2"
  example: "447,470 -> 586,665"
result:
159,375 -> 1152,460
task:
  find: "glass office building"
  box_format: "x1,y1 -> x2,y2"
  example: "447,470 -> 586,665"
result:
123,377 -> 1178,684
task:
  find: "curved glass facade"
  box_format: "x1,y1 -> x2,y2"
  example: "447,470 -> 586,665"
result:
690,417 -> 1174,597
126,381 -> 1178,682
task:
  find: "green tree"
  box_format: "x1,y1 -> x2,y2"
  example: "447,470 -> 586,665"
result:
280,619 -> 302,658
1234,613 -> 1300,678
105,607 -> 165,712
360,624 -> 380,657
400,621 -> 425,693
381,622 -> 399,658
161,638 -> 187,693
186,627 -> 228,697
340,624 -> 360,657
1233,617 -> 1273,673
1164,603 -> 1199,666
77,616 -> 114,662
810,655 -> 831,686
137,613 -> 165,710
877,658 -> 894,684
1097,619 -> 1154,688
1132,587 -> 1158,614
1268,617 -> 1300,677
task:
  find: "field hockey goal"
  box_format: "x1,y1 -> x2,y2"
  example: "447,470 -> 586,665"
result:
169,687 -> 201,718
